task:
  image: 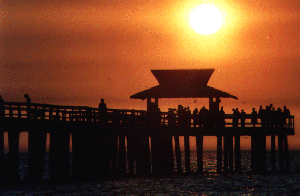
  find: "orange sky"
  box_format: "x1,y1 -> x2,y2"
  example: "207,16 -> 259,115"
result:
1,0 -> 300,150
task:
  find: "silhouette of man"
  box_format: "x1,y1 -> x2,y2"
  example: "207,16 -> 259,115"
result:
177,105 -> 184,128
270,107 -> 276,127
258,105 -> 265,128
283,106 -> 290,127
130,109 -> 136,126
24,93 -> 31,104
265,105 -> 271,127
98,98 -> 107,124
218,106 -> 225,128
232,108 -> 240,128
187,107 -> 191,127
199,106 -> 208,128
276,107 -> 284,128
240,109 -> 246,128
251,108 -> 258,127
193,108 -> 198,127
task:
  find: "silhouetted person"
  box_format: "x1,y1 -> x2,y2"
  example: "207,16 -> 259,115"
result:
218,106 -> 225,128
24,93 -> 31,104
199,106 -> 208,128
130,109 -> 136,126
270,107 -> 276,127
0,95 -> 4,117
98,98 -> 107,124
251,108 -> 258,127
265,105 -> 271,127
258,105 -> 265,127
240,109 -> 246,128
276,107 -> 284,128
193,108 -> 198,127
283,106 -> 290,127
232,108 -> 240,128
177,105 -> 185,128
187,107 -> 191,127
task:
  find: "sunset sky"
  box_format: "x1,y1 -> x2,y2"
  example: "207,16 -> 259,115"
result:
1,0 -> 300,150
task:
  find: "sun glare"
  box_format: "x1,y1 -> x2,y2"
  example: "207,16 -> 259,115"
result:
190,4 -> 224,35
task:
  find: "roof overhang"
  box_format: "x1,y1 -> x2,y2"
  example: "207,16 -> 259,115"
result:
130,85 -> 238,100
130,69 -> 238,100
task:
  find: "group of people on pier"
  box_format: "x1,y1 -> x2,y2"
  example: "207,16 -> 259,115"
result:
167,105 -> 226,128
167,104 -> 291,128
251,104 -> 290,128
0,94 -> 292,129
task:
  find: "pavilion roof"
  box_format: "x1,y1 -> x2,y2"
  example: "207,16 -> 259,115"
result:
130,69 -> 238,100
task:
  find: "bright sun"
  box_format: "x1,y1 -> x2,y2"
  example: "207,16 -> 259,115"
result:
190,4 -> 223,35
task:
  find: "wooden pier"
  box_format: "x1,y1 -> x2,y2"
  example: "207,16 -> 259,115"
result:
0,101 -> 294,182
0,69 -> 295,183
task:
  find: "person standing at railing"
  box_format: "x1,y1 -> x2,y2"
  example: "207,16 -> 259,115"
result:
218,106 -> 225,128
177,105 -> 185,128
240,109 -> 246,128
98,98 -> 107,125
232,108 -> 240,128
192,108 -> 198,127
130,109 -> 136,126
199,106 -> 209,128
187,107 -> 191,127
251,108 -> 258,127
276,107 -> 284,128
265,105 -> 272,127
283,106 -> 290,128
258,106 -> 265,128
0,95 -> 4,118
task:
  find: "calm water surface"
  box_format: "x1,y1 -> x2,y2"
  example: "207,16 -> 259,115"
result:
2,150 -> 300,195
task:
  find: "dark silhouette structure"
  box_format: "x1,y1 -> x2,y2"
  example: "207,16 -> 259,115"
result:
0,69 -> 295,184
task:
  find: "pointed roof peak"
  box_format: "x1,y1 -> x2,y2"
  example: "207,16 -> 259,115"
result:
151,69 -> 214,86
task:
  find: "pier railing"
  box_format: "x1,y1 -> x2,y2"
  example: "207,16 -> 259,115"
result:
1,102 -> 294,129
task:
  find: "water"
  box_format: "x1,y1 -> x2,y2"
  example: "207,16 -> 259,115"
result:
2,151 -> 300,195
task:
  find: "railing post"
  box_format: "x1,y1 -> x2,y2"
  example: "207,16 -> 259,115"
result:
49,107 -> 53,120
17,105 -> 21,119
27,101 -> 31,119
9,104 -> 13,118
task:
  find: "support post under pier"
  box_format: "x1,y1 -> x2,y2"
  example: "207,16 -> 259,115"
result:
174,134 -> 182,173
8,130 -> 20,182
251,134 -> 266,174
184,135 -> 190,173
196,135 -> 203,174
271,134 -> 276,173
235,134 -> 241,174
217,135 -> 222,174
49,128 -> 70,182
28,127 -> 47,182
